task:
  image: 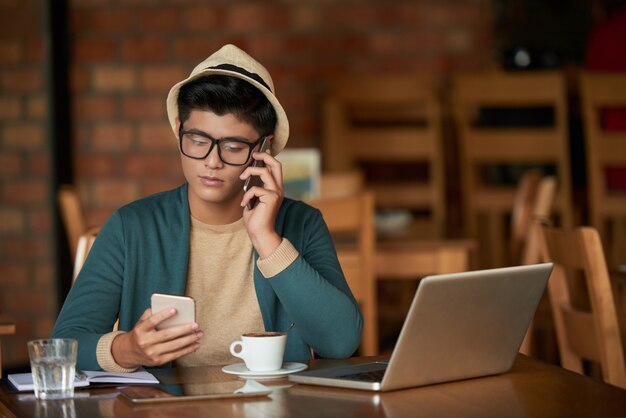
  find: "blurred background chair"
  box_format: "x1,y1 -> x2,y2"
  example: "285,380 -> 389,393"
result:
322,75 -> 446,238
580,72 -> 626,269
319,170 -> 364,200
515,173 -> 558,356
57,184 -> 87,261
307,191 -> 378,356
539,224 -> 626,389
453,71 -> 573,268
73,227 -> 100,284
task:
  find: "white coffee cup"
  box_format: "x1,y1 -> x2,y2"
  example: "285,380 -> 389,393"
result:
229,332 -> 287,372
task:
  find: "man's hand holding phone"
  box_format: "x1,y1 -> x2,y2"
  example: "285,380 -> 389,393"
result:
110,294 -> 202,369
240,137 -> 284,259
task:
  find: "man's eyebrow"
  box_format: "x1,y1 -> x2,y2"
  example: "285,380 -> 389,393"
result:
183,128 -> 254,143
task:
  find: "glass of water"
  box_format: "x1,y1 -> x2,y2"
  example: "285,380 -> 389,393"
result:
27,339 -> 78,400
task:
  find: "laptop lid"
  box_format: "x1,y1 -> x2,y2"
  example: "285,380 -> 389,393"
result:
289,263 -> 552,391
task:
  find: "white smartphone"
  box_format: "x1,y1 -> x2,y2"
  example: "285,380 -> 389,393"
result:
243,137 -> 271,210
151,293 -> 196,330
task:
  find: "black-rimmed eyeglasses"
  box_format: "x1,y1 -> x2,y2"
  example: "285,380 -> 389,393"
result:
179,126 -> 265,166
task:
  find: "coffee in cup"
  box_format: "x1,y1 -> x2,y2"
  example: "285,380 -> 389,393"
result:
229,332 -> 287,372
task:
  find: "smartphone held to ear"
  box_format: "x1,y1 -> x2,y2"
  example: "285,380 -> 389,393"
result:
243,137 -> 271,210
151,293 -> 196,330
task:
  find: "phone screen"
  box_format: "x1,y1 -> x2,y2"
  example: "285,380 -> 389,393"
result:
243,137 -> 271,209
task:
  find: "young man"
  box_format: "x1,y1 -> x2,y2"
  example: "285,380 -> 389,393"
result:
52,44 -> 363,372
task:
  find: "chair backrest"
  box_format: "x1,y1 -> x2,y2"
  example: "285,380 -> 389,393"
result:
322,75 -> 445,238
519,175 -> 557,266
453,70 -> 573,268
539,224 -> 626,389
307,191 -> 378,355
319,170 -> 364,199
509,169 -> 543,264
73,227 -> 99,284
58,184 -> 87,260
579,71 -> 626,268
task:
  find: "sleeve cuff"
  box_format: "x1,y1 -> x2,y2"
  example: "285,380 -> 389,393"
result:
96,331 -> 138,373
256,238 -> 299,278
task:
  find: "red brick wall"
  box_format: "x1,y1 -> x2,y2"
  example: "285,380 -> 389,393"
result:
0,0 -> 492,368
0,0 -> 54,367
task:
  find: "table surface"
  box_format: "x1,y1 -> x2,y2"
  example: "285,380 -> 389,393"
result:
2,355 -> 626,418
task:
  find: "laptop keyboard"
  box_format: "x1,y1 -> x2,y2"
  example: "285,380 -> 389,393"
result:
336,369 -> 386,383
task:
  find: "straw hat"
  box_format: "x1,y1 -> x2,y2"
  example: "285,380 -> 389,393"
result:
166,44 -> 289,156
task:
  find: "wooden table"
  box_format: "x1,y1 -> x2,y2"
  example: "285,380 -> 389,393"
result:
2,355 -> 625,417
0,314 -> 16,379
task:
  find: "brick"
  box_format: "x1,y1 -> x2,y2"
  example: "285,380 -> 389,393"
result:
1,69 -> 42,93
92,179 -> 139,208
174,37 -> 233,61
0,40 -> 22,65
138,122 -> 176,150
34,317 -> 55,338
27,152 -> 50,176
2,179 -> 47,205
137,8 -> 181,32
27,96 -> 46,119
183,6 -> 223,32
72,96 -> 117,120
5,237 -> 49,260
75,154 -> 116,178
122,96 -> 164,119
0,208 -> 25,233
92,122 -> 134,151
0,9 -> 40,37
121,36 -> 167,62
0,263 -> 28,287
3,124 -> 44,149
70,0 -> 111,7
71,67 -> 90,92
92,66 -> 136,92
123,154 -> 170,177
5,289 -> 51,314
0,153 -> 22,176
141,178 -> 184,197
72,38 -> 118,62
25,38 -> 43,62
28,208 -> 51,232
0,98 -> 21,119
87,9 -> 135,33
139,65 -> 186,92
33,263 -> 53,288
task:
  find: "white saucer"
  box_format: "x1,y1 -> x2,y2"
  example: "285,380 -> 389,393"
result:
222,362 -> 308,379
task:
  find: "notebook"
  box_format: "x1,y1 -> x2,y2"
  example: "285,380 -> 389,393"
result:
289,263 -> 553,391
8,369 -> 159,392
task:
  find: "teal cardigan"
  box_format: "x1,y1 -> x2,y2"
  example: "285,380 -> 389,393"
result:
52,184 -> 363,371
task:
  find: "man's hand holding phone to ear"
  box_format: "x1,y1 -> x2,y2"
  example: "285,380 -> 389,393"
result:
241,136 -> 284,259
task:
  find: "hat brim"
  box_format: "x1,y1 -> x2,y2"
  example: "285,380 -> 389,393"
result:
166,69 -> 289,157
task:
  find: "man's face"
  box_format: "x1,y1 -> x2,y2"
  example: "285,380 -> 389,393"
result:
177,110 -> 262,214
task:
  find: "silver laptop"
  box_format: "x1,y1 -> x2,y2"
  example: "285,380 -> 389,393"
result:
289,263 -> 552,391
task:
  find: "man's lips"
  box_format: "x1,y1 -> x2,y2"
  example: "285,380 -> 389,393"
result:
199,175 -> 224,186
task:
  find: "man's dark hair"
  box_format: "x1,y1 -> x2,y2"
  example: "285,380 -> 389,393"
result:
177,75 -> 277,136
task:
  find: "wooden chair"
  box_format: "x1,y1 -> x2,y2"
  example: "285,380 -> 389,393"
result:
453,71 -> 573,268
58,184 -> 87,261
516,174 -> 558,355
538,224 -> 626,389
73,227 -> 100,284
579,72 -> 626,268
319,170 -> 364,200
307,192 -> 378,356
322,75 -> 446,238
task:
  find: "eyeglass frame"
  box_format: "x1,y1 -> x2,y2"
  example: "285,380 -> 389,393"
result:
178,125 -> 267,166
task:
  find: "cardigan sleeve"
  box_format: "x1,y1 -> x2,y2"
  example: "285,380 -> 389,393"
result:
264,207 -> 363,359
52,210 -> 127,371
